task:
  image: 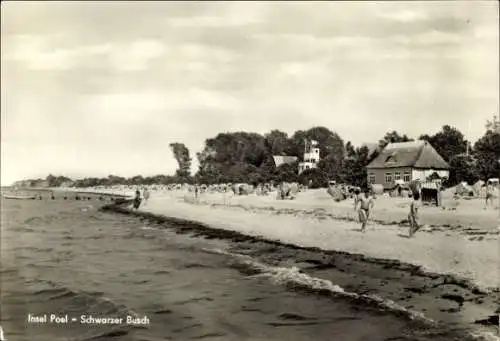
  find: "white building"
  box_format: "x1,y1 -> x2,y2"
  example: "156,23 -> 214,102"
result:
298,140 -> 320,174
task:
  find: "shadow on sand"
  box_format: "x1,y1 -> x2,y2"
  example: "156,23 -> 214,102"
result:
397,233 -> 412,239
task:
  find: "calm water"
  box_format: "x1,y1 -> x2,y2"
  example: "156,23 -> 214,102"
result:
0,196 -> 476,341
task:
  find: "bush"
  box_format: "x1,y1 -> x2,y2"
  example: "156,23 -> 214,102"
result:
275,163 -> 299,183
298,168 -> 328,188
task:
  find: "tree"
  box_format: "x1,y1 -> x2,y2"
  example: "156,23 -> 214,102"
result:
285,126 -> 345,181
194,127 -> 344,184
285,127 -> 344,160
169,142 -> 192,178
264,130 -> 290,155
318,154 -> 344,183
107,175 -> 126,186
128,175 -> 145,185
418,125 -> 468,162
474,130 -> 500,181
46,174 -> 57,187
345,141 -> 356,159
275,162 -> 299,183
259,155 -> 278,182
298,168 -> 328,188
341,145 -> 371,188
448,154 -> 479,186
379,131 -> 413,149
195,132 -> 268,183
45,174 -> 72,187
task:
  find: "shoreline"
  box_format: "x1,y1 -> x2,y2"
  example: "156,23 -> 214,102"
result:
100,201 -> 500,338
100,202 -> 497,294
15,187 -> 134,198
142,194 -> 499,290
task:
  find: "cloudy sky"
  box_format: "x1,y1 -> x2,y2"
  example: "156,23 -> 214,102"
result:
1,1 -> 498,185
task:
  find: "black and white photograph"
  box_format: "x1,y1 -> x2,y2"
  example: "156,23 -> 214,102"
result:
1,1 -> 499,341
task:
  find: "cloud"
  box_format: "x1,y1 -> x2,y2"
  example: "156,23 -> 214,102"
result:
2,34 -> 74,70
108,39 -> 167,71
168,15 -> 258,28
3,35 -> 167,72
1,1 -> 498,185
391,30 -> 462,45
378,9 -> 428,22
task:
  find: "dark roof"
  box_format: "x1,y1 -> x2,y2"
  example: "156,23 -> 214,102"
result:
366,141 -> 449,169
272,155 -> 298,167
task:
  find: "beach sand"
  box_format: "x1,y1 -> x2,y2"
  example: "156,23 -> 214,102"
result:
133,188 -> 499,291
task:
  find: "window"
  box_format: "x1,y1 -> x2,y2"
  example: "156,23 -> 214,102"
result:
385,172 -> 392,183
394,172 -> 401,181
385,154 -> 397,164
306,165 -> 310,169
369,174 -> 376,184
403,172 -> 411,182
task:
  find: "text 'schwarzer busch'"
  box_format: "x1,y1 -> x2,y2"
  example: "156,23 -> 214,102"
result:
27,314 -> 150,325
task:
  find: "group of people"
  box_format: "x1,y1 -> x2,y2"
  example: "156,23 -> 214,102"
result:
132,188 -> 150,210
353,188 -> 421,237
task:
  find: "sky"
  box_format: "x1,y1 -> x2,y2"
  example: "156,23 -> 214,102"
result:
1,1 -> 498,185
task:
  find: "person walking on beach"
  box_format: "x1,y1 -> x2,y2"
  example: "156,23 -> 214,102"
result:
408,192 -> 421,237
133,190 -> 142,210
484,183 -> 494,209
143,188 -> 150,206
354,189 -> 374,232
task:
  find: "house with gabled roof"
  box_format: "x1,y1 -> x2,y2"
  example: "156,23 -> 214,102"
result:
366,140 -> 449,189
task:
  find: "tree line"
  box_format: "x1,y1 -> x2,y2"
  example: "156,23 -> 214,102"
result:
23,116 -> 500,189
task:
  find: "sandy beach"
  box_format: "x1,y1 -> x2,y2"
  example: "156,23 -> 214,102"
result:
130,188 -> 499,291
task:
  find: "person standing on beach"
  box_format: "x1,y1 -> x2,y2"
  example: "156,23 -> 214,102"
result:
353,188 -> 361,208
408,192 -> 421,237
133,190 -> 142,210
484,183 -> 494,209
354,189 -> 374,232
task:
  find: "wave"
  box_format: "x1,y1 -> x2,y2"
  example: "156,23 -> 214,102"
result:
76,329 -> 130,341
32,280 -> 142,319
140,226 -> 158,231
29,282 -> 149,341
202,248 -> 500,341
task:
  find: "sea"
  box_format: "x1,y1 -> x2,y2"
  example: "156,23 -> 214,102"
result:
0,192 -> 497,341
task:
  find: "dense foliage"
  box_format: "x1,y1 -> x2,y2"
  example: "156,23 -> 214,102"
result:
169,142 -> 192,181
473,130 -> 500,181
447,154 -> 479,186
419,125 -> 468,163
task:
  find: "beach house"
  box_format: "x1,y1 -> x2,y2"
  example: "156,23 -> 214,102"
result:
366,140 -> 449,189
